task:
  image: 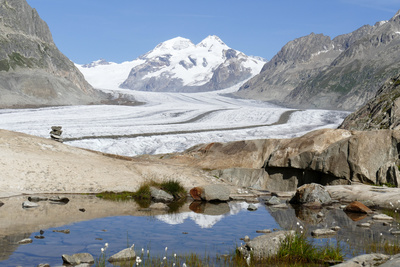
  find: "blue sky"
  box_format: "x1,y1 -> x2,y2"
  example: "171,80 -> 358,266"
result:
26,0 -> 400,64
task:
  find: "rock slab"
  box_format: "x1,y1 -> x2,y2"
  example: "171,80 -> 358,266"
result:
62,253 -> 94,265
344,201 -> 373,214
108,246 -> 136,263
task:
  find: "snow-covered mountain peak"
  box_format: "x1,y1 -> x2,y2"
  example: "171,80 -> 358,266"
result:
78,35 -> 266,92
197,35 -> 228,49
82,58 -> 111,68
153,36 -> 195,52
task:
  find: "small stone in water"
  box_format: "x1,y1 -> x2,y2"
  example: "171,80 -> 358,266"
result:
256,229 -> 272,234
18,238 -> 33,244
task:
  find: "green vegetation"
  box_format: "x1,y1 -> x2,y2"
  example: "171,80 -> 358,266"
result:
96,179 -> 186,209
94,232 -> 343,267
271,232 -> 343,265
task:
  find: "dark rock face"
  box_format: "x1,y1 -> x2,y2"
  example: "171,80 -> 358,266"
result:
339,73 -> 400,131
237,10 -> 400,110
0,0 -> 104,107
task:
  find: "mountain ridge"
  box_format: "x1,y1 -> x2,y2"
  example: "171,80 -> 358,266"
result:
78,35 -> 266,92
236,10 -> 400,111
0,0 -> 106,108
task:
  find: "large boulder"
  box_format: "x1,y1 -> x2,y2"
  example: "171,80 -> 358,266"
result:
201,185 -> 230,202
108,245 -> 136,263
238,230 -> 295,259
289,183 -> 332,205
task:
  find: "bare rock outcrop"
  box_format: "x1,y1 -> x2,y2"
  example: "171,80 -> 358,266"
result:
0,0 -> 106,107
168,128 -> 400,191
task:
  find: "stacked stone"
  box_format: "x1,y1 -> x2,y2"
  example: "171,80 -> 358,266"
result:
50,126 -> 63,142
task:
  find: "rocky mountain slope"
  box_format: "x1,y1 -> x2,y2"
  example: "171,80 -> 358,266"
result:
0,0 -> 105,108
339,73 -> 400,130
236,10 -> 400,110
79,36 -> 266,92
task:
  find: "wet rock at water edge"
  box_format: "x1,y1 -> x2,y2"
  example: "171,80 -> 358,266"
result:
150,187 -> 174,202
344,201 -> 373,214
189,187 -> 203,201
18,238 -> 33,244
62,253 -> 94,265
28,196 -> 48,202
22,201 -> 39,208
239,230 -> 295,259
256,229 -> 272,234
53,229 -> 70,234
289,183 -> 332,206
37,264 -> 50,267
373,214 -> 394,221
190,184 -> 230,202
265,196 -> 281,205
334,253 -> 390,267
34,235 -> 45,239
357,222 -> 371,228
311,228 -> 337,237
49,196 -> 70,204
247,204 -> 257,211
331,226 -> 341,232
108,245 -> 136,263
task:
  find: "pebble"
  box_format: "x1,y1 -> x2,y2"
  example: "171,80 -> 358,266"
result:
247,204 -> 257,211
372,214 -> 394,221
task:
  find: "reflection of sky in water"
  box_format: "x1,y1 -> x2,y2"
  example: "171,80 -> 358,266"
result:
2,203 -> 280,266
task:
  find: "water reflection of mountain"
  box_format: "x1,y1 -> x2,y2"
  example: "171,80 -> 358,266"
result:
0,233 -> 31,262
156,202 -> 260,228
266,204 -> 397,253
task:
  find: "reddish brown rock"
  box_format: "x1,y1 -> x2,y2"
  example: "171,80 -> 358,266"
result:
190,187 -> 203,201
344,201 -> 373,214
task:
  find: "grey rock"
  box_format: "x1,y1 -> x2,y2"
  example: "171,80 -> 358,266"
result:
333,253 -> 390,267
265,196 -> 281,205
49,196 -> 70,204
201,184 -> 230,202
357,223 -> 371,228
243,235 -> 250,242
150,187 -> 173,202
331,226 -> 341,231
373,214 -> 394,221
22,201 -> 39,208
290,183 -> 332,205
311,228 -> 337,237
340,72 -> 400,135
17,238 -> 32,244
380,253 -> 400,266
37,264 -> 50,267
239,230 -> 295,259
62,253 -> 94,265
247,204 -> 257,211
256,229 -> 272,234
28,196 -> 48,202
391,230 -> 400,235
108,245 -> 136,263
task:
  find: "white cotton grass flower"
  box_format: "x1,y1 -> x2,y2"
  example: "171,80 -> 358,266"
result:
165,246 -> 168,252
147,249 -> 150,255
101,248 -> 104,253
105,243 -> 108,248
174,253 -> 177,258
183,263 -> 187,267
142,248 -> 144,253
163,256 -> 167,260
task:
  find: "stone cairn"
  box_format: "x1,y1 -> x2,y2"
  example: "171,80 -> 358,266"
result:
50,126 -> 63,142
